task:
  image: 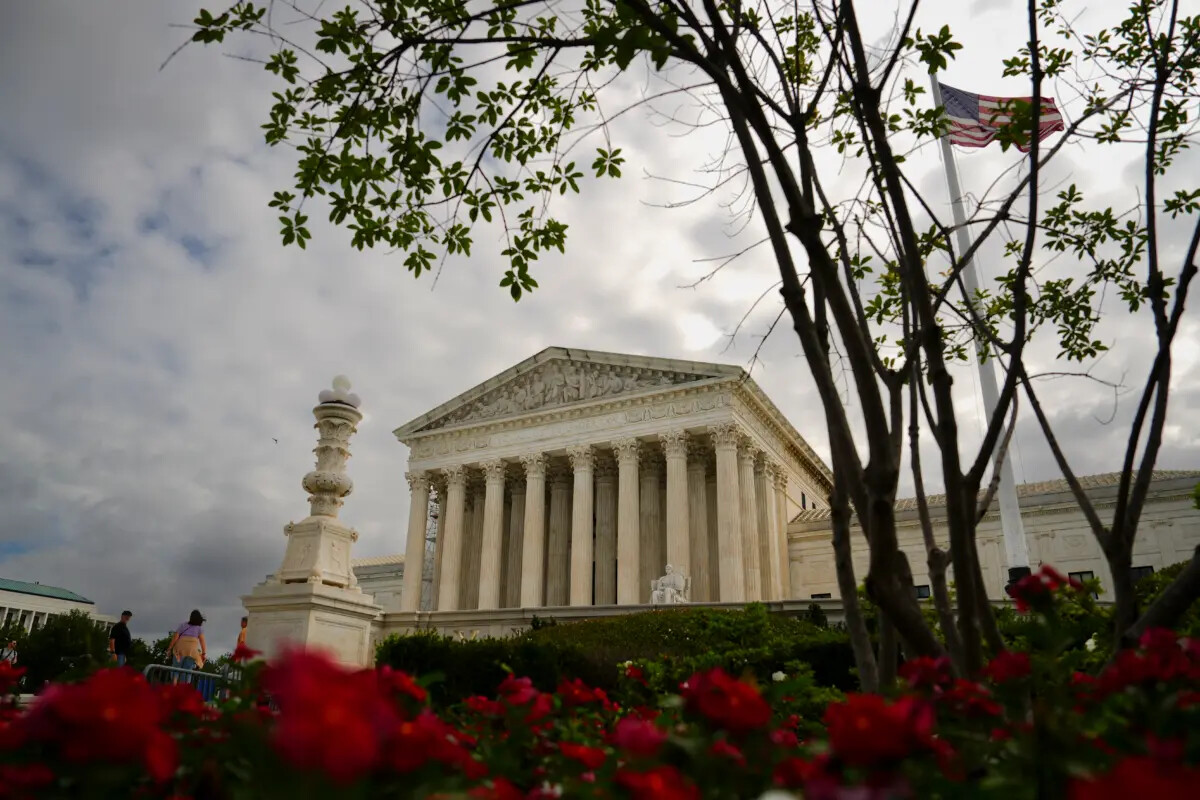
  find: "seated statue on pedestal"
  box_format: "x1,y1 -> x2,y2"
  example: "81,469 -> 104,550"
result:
650,564 -> 690,605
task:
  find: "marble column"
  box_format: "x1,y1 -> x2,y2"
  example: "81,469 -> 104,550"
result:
738,438 -> 763,601
477,460 -> 507,610
710,423 -> 744,602
568,445 -> 595,606
400,471 -> 431,612
661,430 -> 690,586
504,475 -> 526,608
639,452 -> 664,603
520,454 -> 547,607
686,441 -> 711,601
593,455 -> 618,604
757,458 -> 783,601
499,491 -> 512,606
430,481 -> 446,610
546,464 -> 572,606
774,470 -> 792,598
614,438 -> 641,605
437,466 -> 467,611
461,478 -> 485,609
706,460 -> 719,596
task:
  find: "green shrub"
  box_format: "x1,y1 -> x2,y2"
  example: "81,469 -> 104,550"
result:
376,605 -> 855,706
15,610 -> 110,689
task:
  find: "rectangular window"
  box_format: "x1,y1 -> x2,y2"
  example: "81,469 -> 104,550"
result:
802,492 -> 807,509
1069,570 -> 1100,599
810,593 -> 832,599
914,584 -> 931,600
1129,565 -> 1155,584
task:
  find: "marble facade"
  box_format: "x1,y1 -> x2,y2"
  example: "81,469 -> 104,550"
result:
392,348 -> 833,616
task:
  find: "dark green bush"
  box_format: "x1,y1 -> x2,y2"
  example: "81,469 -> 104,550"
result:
376,604 -> 855,706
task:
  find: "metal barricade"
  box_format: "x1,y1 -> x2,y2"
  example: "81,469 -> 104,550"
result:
143,664 -> 229,704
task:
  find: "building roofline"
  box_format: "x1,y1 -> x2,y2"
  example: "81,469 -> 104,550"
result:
789,469 -> 1200,526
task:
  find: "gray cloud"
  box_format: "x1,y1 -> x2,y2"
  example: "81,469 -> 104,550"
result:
1,1 -> 1196,654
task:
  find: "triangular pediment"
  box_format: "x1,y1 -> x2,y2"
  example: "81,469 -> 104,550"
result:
395,347 -> 742,439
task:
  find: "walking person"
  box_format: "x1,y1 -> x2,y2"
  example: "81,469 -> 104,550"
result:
109,610 -> 133,667
167,610 -> 207,671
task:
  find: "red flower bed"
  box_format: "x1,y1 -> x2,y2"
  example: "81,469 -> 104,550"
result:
1,577 -> 1197,798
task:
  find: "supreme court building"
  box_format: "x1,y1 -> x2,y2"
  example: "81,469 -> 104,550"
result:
244,347 -> 1199,663
391,347 -> 832,620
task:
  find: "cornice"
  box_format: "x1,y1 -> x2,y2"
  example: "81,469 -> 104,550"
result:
731,384 -> 833,493
788,490 -> 1200,539
401,377 -> 734,443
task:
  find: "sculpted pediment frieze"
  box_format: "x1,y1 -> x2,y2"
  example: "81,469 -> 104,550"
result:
416,360 -> 714,432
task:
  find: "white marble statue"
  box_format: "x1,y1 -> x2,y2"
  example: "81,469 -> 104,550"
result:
650,564 -> 690,605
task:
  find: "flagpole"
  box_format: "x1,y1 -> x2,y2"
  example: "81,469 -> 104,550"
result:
929,76 -> 1031,585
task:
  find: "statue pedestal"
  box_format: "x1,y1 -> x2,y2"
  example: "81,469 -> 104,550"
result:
242,380 -> 380,667
243,579 -> 381,667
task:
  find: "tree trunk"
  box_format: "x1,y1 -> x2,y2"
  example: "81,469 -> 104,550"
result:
1106,541 -> 1137,647
831,476 -> 879,693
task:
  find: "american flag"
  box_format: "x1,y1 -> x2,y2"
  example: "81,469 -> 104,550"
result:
939,82 -> 1065,152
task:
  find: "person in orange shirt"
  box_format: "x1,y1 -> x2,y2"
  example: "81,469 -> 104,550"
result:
236,616 -> 248,649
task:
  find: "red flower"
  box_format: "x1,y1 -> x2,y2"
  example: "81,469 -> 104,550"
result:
769,727 -> 800,748
558,677 -> 606,707
264,649 -> 396,783
773,755 -> 831,788
610,715 -> 666,756
624,664 -> 647,684
1068,757 -> 1200,800
498,675 -> 539,705
20,668 -> 178,783
0,661 -> 25,695
157,682 -> 209,720
378,666 -> 428,704
983,651 -> 1031,684
464,695 -> 505,716
680,669 -> 771,735
560,741 -> 607,770
616,766 -> 699,800
1008,565 -> 1085,612
231,643 -> 261,663
940,680 -> 1002,717
824,694 -> 934,768
0,763 -> 55,797
708,738 -> 746,765
899,656 -> 952,691
387,709 -> 476,774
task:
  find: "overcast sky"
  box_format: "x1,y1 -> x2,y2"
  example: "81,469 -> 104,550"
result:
2,0 -> 1196,653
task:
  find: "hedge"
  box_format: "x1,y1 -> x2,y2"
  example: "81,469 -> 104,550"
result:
375,604 -> 855,706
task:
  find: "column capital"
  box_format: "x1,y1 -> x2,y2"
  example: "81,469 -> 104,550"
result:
613,437 -> 641,464
659,429 -> 689,458
686,439 -> 711,466
405,470 -> 431,492
709,422 -> 742,449
549,462 -> 572,487
442,464 -> 468,487
594,452 -> 618,480
738,435 -> 760,464
756,455 -> 780,479
567,444 -> 595,472
772,469 -> 789,491
481,459 -> 507,482
508,473 -> 527,493
520,453 -> 547,479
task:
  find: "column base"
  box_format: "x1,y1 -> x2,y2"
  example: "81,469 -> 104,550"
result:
243,580 -> 382,667
1006,565 -> 1033,588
